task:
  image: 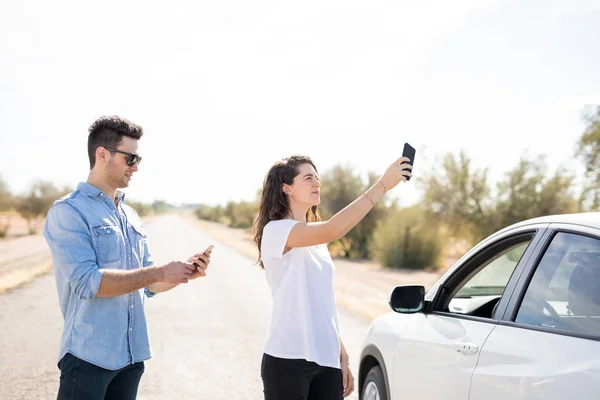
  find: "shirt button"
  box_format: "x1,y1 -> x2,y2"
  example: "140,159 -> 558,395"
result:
131,305 -> 134,309
129,328 -> 133,332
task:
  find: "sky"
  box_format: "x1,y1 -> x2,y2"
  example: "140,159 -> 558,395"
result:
1,0 -> 599,207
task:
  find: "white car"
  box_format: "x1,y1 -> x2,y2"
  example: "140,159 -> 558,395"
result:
358,212 -> 600,400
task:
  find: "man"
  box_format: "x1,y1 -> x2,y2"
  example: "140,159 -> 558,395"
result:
44,115 -> 211,400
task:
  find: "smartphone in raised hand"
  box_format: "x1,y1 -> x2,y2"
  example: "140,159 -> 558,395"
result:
402,142 -> 416,181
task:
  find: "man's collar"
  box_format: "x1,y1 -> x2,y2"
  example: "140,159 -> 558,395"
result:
78,182 -> 126,204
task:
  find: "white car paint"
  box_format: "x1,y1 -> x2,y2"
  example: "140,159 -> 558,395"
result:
359,213 -> 600,400
390,314 -> 496,399
470,324 -> 600,399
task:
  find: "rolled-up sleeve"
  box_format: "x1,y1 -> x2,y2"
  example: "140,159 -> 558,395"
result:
44,203 -> 104,299
142,235 -> 154,268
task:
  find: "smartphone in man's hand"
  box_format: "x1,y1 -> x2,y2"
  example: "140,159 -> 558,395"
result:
193,245 -> 214,269
402,143 -> 416,181
203,245 -> 214,255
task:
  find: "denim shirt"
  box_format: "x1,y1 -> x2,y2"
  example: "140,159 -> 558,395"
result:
44,182 -> 156,370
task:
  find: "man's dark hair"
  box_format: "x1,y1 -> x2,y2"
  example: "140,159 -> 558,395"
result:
87,116 -> 144,169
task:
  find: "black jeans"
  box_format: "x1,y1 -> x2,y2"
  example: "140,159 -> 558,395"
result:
57,353 -> 145,400
261,353 -> 343,400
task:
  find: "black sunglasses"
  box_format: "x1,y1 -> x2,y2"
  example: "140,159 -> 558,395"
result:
105,147 -> 142,166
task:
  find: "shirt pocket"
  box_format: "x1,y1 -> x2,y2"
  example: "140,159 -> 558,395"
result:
129,220 -> 146,238
128,220 -> 147,262
92,224 -> 122,264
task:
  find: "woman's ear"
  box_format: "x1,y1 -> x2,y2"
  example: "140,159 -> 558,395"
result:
282,184 -> 292,196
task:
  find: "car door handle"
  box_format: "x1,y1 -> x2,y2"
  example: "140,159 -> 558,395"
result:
453,342 -> 479,355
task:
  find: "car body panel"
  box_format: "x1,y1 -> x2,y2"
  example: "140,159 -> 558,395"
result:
359,213 -> 600,400
470,324 -> 600,400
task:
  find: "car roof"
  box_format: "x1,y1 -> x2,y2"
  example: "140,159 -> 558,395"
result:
505,212 -> 600,231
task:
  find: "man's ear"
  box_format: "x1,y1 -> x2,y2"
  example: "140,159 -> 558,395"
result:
96,147 -> 108,165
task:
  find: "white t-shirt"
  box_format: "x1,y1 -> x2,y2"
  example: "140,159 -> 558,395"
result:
261,219 -> 341,369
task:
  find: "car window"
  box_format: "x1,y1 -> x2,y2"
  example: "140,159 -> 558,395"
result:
515,232 -> 600,337
444,240 -> 531,318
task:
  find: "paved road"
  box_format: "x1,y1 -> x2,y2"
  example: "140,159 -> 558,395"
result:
0,214 -> 370,399
0,233 -> 50,276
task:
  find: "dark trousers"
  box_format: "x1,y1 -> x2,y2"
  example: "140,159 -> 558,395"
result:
57,353 -> 145,400
261,353 -> 343,400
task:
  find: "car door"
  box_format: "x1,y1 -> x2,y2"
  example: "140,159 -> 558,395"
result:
470,225 -> 600,400
390,225 -> 549,400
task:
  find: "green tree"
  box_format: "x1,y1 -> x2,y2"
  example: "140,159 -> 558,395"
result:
490,155 -> 577,237
575,105 -> 600,210
421,151 -> 491,244
320,165 -> 386,258
422,151 -> 577,244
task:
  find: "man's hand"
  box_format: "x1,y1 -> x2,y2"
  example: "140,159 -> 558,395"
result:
161,261 -> 195,284
188,249 -> 212,280
341,353 -> 354,397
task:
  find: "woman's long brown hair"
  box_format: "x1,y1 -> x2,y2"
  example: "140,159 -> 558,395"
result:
252,155 -> 321,269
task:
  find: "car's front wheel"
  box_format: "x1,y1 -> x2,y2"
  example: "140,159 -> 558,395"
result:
361,365 -> 388,400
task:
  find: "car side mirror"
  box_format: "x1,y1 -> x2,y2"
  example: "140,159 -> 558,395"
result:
389,285 -> 425,314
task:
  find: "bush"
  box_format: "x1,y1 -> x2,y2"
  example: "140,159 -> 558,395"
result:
129,201 -> 152,217
0,213 -> 10,238
16,181 -> 71,234
0,175 -> 12,213
151,200 -> 170,214
371,206 -> 442,270
195,201 -> 258,229
224,201 -> 257,229
0,177 -> 12,238
195,204 -> 225,223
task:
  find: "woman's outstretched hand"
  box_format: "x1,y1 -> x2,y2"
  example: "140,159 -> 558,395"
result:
378,156 -> 413,192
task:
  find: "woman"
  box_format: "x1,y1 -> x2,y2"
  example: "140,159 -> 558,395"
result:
252,154 -> 412,399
